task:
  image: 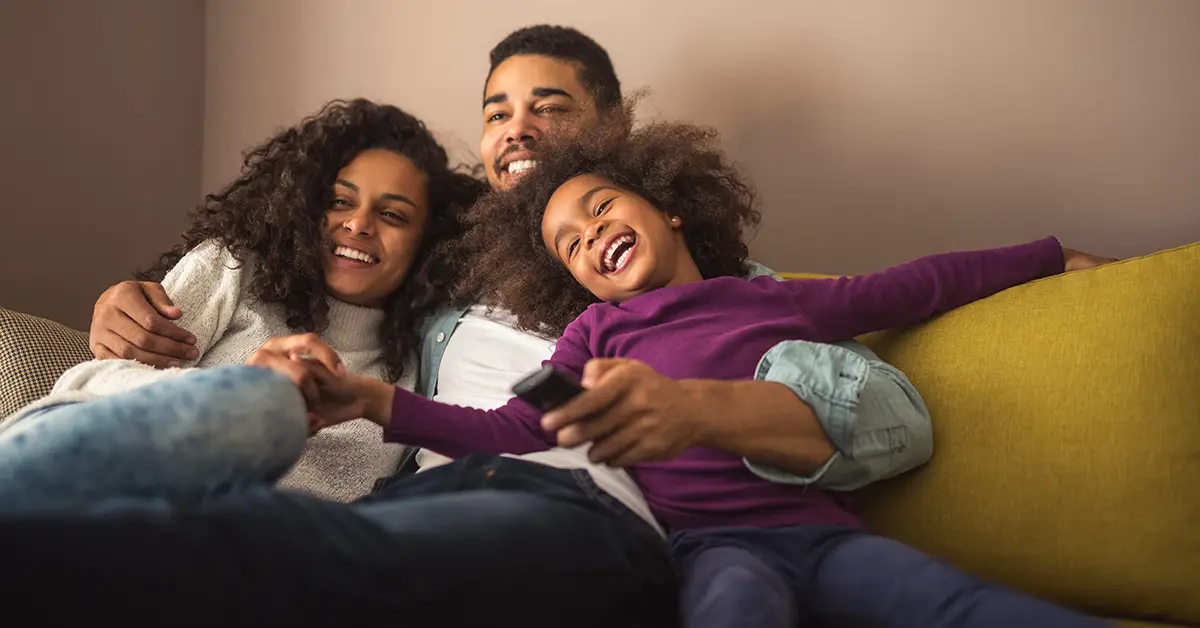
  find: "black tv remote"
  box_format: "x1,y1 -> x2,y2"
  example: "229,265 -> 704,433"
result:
511,365 -> 584,412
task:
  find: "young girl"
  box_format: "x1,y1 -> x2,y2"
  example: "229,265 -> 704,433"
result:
309,108 -> 1110,627
0,98 -> 485,511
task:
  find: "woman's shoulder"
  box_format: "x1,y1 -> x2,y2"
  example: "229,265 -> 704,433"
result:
172,239 -> 253,276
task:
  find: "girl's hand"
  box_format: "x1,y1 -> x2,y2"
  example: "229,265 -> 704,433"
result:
1062,247 -> 1118,272
307,368 -> 373,428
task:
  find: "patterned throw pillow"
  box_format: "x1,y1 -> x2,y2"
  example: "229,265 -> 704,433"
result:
0,308 -> 92,420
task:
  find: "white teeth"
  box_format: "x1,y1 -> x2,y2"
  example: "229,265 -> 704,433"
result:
615,247 -> 632,271
506,159 -> 538,174
603,234 -> 636,272
333,245 -> 378,264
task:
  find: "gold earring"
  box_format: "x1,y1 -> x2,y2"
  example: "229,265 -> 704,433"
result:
670,216 -> 680,225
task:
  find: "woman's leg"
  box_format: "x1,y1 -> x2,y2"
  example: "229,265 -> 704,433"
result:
811,533 -> 1109,627
0,365 -> 307,513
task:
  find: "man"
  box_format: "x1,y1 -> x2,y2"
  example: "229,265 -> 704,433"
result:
16,26 -> 931,624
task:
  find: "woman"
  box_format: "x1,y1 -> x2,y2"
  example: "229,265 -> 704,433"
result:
0,98 -> 486,511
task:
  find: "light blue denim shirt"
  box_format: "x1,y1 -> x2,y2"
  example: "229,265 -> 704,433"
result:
416,263 -> 933,491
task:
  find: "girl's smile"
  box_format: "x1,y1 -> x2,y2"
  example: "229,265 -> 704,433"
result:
540,174 -> 703,303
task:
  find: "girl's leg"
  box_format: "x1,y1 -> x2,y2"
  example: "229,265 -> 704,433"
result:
677,544 -> 797,628
669,527 -> 800,628
811,533 -> 1108,628
0,365 -> 307,513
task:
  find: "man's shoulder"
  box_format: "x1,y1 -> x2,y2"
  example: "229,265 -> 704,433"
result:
447,302 -> 561,344
745,259 -> 781,281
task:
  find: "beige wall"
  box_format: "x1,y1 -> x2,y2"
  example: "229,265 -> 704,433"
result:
3,2 -> 1189,327
0,0 -> 205,329
203,0 -> 1200,275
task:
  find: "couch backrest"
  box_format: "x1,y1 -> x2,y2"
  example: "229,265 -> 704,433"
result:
0,307 -> 91,419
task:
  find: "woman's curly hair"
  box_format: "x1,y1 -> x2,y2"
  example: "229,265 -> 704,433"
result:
451,101 -> 761,336
138,98 -> 486,381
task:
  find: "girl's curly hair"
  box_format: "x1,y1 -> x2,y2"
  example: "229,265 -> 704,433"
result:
138,98 -> 486,381
451,101 -> 761,336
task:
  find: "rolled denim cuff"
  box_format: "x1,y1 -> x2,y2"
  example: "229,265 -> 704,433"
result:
744,339 -> 933,490
755,339 -> 869,455
744,339 -> 869,485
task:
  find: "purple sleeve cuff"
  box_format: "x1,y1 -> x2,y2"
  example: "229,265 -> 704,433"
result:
1031,236 -> 1067,277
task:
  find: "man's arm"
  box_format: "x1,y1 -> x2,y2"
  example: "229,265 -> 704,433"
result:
542,359 -> 836,472
545,341 -> 931,480
683,378 -> 836,474
53,241 -> 245,395
89,282 -> 197,368
742,339 -> 932,489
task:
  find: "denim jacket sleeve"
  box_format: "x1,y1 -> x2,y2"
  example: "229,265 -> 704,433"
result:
377,305 -> 468,486
742,260 -> 934,491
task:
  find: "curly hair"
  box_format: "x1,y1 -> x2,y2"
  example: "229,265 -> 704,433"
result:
451,102 -> 761,336
138,98 -> 486,381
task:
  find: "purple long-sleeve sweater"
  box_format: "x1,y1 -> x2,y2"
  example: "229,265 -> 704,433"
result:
387,237 -> 1065,531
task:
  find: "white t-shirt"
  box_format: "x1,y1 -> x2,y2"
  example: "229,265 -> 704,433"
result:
418,305 -> 664,536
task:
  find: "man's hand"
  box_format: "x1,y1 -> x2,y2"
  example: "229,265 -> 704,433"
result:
1063,247 -> 1118,272
90,281 -> 197,368
541,359 -> 705,467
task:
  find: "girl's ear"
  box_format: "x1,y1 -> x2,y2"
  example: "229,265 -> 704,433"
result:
668,215 -> 682,228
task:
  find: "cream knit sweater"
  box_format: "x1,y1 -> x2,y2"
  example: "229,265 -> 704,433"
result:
6,240 -> 411,502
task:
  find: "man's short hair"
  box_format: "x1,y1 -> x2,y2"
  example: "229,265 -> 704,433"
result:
487,25 -> 621,112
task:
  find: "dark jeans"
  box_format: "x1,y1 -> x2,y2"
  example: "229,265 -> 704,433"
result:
0,454 -> 676,627
670,525 -> 1108,628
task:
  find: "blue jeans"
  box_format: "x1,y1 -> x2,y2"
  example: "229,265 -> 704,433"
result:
0,367 -> 676,625
670,526 -> 1108,628
0,365 -> 308,513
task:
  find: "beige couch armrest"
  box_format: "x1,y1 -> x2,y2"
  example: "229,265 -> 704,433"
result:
0,307 -> 92,419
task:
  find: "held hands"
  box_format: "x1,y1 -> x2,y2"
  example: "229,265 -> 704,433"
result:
541,359 -> 704,467
244,334 -> 373,435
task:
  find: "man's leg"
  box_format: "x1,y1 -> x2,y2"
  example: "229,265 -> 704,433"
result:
0,456 -> 677,627
0,365 -> 306,513
811,533 -> 1109,627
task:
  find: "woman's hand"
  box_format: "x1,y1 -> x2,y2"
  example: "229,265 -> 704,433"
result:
1063,247 -> 1118,272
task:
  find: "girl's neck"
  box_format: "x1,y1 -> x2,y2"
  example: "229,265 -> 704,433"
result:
612,256 -> 705,304
661,250 -> 705,289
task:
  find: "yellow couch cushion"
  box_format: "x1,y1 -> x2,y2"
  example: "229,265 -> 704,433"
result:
843,242 -> 1199,625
